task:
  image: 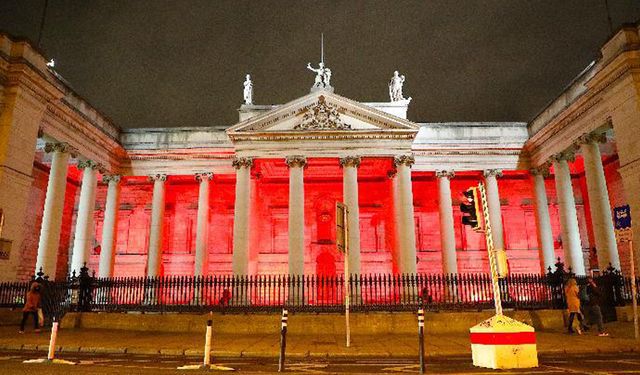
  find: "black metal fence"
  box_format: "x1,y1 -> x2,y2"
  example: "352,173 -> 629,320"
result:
1,262 -> 636,319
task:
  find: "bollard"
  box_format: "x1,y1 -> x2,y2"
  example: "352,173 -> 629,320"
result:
23,318 -> 75,365
278,309 -> 288,373
203,319 -> 212,367
418,308 -> 425,374
177,318 -> 234,371
48,320 -> 59,360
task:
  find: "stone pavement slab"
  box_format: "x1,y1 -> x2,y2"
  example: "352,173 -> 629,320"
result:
0,321 -> 638,358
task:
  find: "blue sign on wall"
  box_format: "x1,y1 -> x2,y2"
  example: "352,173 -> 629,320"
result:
614,205 -> 632,230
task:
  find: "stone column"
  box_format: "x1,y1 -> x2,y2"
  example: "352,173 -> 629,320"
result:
232,157 -> 253,275
577,133 -> 620,270
146,174 -> 166,277
70,160 -> 100,276
436,170 -> 458,274
552,152 -> 586,276
35,143 -> 73,278
98,174 -> 121,278
340,156 -> 362,275
286,156 -> 307,276
394,154 -> 418,275
483,169 -> 507,275
194,172 -> 213,277
530,167 -> 556,273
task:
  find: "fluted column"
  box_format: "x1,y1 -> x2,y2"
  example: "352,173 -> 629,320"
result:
98,174 -> 121,278
194,172 -> 213,277
577,133 -> 620,270
483,169 -> 507,275
70,160 -> 100,276
552,152 -> 586,275
530,166 -> 555,273
340,156 -> 361,275
394,154 -> 417,274
35,142 -> 73,278
436,170 -> 457,274
286,156 -> 307,276
232,157 -> 253,275
146,174 -> 166,277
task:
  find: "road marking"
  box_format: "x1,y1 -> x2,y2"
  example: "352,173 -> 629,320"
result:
381,364 -> 422,373
286,362 -> 329,373
541,364 -> 593,374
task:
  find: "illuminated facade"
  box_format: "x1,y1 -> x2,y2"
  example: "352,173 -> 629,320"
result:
1,26 -> 640,282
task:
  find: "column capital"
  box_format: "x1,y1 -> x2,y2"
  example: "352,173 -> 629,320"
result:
102,174 -> 121,184
435,170 -> 455,179
195,172 -> 214,182
393,154 -> 415,168
77,159 -> 101,171
339,155 -> 361,168
148,173 -> 167,182
44,142 -> 78,157
483,169 -> 503,178
232,156 -> 253,169
285,155 -> 307,169
575,132 -> 607,147
551,150 -> 576,163
530,165 -> 550,178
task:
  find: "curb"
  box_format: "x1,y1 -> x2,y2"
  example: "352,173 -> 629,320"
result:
0,344 -> 636,358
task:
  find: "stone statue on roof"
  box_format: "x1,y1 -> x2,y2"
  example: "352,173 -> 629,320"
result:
243,74 -> 253,105
389,70 -> 406,101
307,62 -> 333,91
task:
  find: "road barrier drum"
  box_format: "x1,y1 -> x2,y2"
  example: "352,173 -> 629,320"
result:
469,314 -> 538,369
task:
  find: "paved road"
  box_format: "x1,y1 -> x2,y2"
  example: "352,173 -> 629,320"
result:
1,350 -> 640,374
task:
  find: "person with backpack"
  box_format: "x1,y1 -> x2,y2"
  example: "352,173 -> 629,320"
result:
584,276 -> 609,336
565,277 -> 588,334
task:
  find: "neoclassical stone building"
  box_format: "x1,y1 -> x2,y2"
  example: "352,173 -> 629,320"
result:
1,25 -> 640,282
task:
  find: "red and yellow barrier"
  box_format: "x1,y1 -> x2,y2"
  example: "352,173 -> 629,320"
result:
470,314 -> 538,369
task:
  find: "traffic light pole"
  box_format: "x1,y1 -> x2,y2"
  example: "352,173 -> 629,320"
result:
477,182 -> 503,316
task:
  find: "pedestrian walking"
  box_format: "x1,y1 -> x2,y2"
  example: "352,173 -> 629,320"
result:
19,282 -> 42,334
585,276 -> 610,336
565,277 -> 587,334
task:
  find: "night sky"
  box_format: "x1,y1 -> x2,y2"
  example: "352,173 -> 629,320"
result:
1,1 -> 639,129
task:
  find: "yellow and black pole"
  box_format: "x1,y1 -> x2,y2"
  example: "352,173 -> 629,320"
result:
278,308 -> 288,372
477,183 -> 503,315
418,308 -> 425,374
336,201 -> 351,348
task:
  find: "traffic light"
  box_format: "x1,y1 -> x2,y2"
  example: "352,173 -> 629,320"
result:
460,187 -> 481,231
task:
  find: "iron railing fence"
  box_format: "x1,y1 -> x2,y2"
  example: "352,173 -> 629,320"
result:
1,269 -> 635,315
0,268 -> 640,319
85,273 -> 554,313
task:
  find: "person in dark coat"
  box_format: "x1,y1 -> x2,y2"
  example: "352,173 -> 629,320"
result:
19,282 -> 42,333
585,276 -> 609,336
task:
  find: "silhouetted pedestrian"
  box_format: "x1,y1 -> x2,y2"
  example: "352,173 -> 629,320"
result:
19,282 -> 42,334
585,276 -> 609,336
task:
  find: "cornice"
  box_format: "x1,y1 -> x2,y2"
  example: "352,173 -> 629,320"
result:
526,52 -> 640,166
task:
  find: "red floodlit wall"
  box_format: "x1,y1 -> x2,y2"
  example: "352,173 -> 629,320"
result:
16,154 -> 629,281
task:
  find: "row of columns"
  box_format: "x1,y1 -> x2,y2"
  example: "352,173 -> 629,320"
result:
231,154 -> 417,276
35,135 -> 620,279
530,132 -> 620,276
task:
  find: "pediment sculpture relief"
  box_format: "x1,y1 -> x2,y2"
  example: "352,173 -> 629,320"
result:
294,95 -> 351,131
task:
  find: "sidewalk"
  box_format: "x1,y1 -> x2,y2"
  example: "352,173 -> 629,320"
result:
1,321 -> 638,358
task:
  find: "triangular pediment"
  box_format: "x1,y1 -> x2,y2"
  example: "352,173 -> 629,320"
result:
226,90 -> 419,141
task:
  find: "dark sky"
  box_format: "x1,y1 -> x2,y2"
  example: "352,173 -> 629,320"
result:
1,1 -> 639,129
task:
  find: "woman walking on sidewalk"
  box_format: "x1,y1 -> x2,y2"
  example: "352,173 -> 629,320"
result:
19,282 -> 42,334
565,277 -> 587,334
